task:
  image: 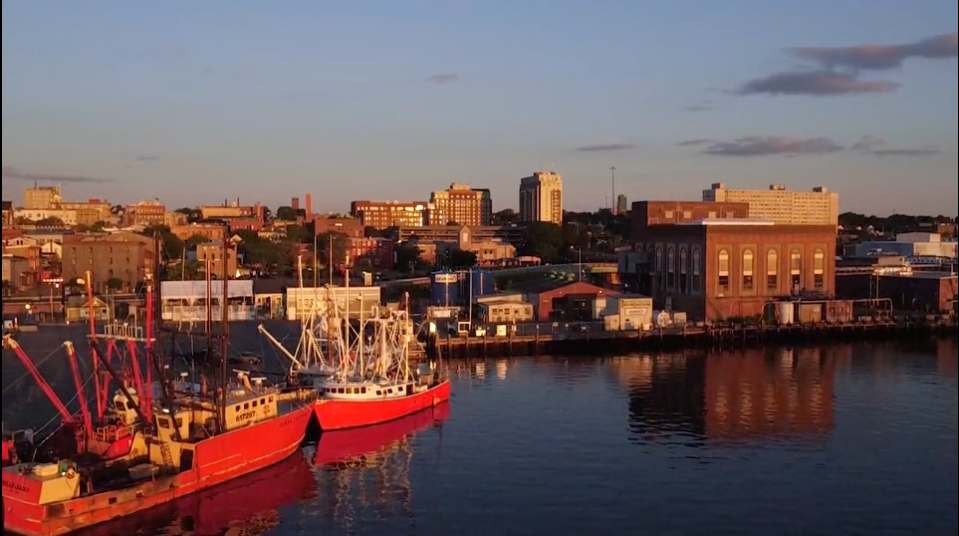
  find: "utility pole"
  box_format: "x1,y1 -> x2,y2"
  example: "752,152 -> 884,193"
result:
610,166 -> 617,215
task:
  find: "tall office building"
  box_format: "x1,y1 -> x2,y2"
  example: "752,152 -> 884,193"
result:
703,183 -> 839,226
616,194 -> 628,215
23,183 -> 63,210
427,184 -> 492,227
519,171 -> 563,225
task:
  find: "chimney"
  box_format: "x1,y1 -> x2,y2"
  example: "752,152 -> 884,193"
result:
305,193 -> 312,216
291,197 -> 300,211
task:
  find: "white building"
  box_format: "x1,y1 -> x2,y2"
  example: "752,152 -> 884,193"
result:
519,171 -> 563,225
285,286 -> 382,321
853,232 -> 957,259
704,183 -> 839,226
14,208 -> 78,226
160,280 -> 255,323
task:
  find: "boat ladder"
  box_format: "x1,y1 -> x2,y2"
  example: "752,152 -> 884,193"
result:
159,440 -> 174,468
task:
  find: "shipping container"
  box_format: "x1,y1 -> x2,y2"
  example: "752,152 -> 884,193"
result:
798,303 -> 822,324
824,300 -> 853,323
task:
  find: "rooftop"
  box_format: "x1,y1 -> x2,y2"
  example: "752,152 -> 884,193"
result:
679,218 -> 774,226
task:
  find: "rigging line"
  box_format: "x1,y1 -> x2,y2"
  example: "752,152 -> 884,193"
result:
2,343 -> 70,395
35,372 -> 96,435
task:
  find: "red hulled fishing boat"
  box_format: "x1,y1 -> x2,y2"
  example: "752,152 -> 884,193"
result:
3,246 -> 314,536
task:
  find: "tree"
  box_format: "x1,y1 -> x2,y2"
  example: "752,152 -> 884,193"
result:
162,260 -> 200,281
493,209 -> 518,225
364,226 -> 384,238
355,259 -> 375,274
175,207 -> 201,222
106,277 -> 124,292
36,217 -> 64,227
396,240 -> 424,273
286,224 -> 312,244
90,220 -> 106,232
317,232 -> 349,266
143,225 -> 184,261
443,249 -> 477,269
275,206 -> 298,221
520,222 -> 565,262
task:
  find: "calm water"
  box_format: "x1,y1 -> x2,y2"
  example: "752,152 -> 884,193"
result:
3,328 -> 957,535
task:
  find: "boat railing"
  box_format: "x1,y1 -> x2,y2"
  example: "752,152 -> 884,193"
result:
98,323 -> 145,340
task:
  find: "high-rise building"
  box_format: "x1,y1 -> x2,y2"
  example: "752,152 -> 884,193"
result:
351,200 -> 428,229
23,183 -> 62,210
518,172 -> 563,225
703,183 -> 839,226
427,184 -> 492,227
616,194 -> 628,215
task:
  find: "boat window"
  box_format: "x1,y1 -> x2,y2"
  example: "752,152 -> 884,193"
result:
260,398 -> 265,405
175,418 -> 183,428
252,400 -> 258,407
388,389 -> 393,394
235,405 -> 240,412
244,403 -> 249,410
158,418 -> 171,429
268,396 -> 273,402
361,387 -> 367,394
376,391 -> 382,395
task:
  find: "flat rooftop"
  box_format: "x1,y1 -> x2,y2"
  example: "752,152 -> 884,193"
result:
678,218 -> 774,226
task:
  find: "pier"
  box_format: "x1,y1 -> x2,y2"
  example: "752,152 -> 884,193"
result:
429,317 -> 957,358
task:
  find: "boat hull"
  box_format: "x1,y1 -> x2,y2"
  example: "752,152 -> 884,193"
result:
313,380 -> 451,430
2,439 -> 12,464
2,404 -> 313,536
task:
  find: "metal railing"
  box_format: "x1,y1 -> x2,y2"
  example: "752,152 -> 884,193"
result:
160,305 -> 256,322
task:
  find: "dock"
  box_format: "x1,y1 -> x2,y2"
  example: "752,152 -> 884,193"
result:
428,317 -> 957,358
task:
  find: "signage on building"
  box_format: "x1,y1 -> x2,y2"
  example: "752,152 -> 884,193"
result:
434,274 -> 457,284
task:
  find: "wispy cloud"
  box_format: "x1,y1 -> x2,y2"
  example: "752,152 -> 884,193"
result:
701,136 -> 842,157
736,32 -> 956,97
573,143 -> 636,152
683,104 -> 714,112
850,136 -> 939,156
2,166 -> 115,183
428,74 -> 459,85
790,32 -> 957,71
677,139 -> 714,146
737,71 -> 898,96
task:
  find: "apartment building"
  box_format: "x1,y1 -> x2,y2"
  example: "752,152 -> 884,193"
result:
59,199 -> 112,226
703,183 -> 839,226
62,232 -> 157,292
427,184 -> 492,227
519,172 -> 563,225
196,242 -> 238,278
125,200 -> 166,227
351,200 -> 428,229
23,184 -> 63,210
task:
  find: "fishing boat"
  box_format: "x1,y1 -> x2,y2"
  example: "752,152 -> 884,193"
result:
312,402 -> 450,466
2,245 -> 315,536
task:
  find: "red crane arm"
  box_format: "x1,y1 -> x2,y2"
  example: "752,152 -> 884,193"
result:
3,336 -> 75,424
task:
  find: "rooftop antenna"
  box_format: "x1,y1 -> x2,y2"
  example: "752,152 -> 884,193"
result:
610,166 -> 617,215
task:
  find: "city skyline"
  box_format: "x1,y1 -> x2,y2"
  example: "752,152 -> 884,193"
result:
2,1 -> 957,215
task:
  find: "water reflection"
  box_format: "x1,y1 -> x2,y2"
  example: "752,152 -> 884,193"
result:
305,404 -> 449,533
938,338 -> 958,377
614,347 -> 843,446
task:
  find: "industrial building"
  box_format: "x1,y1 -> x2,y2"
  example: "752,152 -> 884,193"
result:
836,270 -> 956,312
849,232 -> 957,259
602,295 -> 654,331
159,280 -> 256,323
517,279 -> 619,321
476,295 -> 535,323
703,183 -> 839,226
627,218 -> 837,321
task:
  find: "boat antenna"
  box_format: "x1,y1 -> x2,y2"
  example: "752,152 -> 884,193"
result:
219,227 -> 230,431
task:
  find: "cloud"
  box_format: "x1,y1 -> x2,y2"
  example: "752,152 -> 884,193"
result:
849,136 -> 939,156
2,166 -> 115,183
677,138 -> 713,146
427,74 -> 459,85
736,32 -> 956,97
789,32 -> 957,71
702,136 -> 843,156
738,71 -> 899,96
573,143 -> 636,152
684,104 -> 714,112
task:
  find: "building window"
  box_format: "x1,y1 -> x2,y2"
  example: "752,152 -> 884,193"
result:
742,249 -> 754,291
790,249 -> 802,291
718,249 -> 729,292
767,249 -> 778,291
692,248 -> 701,292
813,249 -> 825,288
655,246 -> 663,275
679,248 -> 688,294
667,247 -> 675,289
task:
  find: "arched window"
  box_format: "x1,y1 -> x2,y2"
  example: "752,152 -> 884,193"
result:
742,249 -> 754,291
790,249 -> 802,291
679,247 -> 689,293
813,249 -> 825,288
655,246 -> 663,274
767,249 -> 778,291
667,247 -> 676,289
692,248 -> 701,292
718,249 -> 730,292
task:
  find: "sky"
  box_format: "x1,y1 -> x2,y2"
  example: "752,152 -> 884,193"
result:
2,0 -> 957,217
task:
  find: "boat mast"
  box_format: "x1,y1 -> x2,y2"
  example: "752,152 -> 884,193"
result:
219,230 -> 229,431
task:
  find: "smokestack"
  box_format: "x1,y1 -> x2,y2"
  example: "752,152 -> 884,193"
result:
305,193 -> 312,216
291,197 -> 300,211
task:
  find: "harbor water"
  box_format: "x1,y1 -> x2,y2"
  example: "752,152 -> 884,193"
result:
3,326 -> 956,535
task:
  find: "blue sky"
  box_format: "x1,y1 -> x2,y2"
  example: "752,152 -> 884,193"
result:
3,0 -> 957,216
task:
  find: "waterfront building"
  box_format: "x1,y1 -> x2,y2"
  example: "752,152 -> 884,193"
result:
351,200 -> 428,229
519,172 -> 563,225
703,183 -> 839,226
628,219 -> 837,321
159,280 -> 255,322
427,184 -> 492,227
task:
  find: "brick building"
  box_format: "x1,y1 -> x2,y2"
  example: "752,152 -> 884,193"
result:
196,242 -> 238,278
313,216 -> 364,238
631,219 -> 837,321
427,184 -> 492,227
519,280 -> 619,321
631,200 -> 750,233
348,237 -> 395,269
125,200 -> 166,227
170,223 -> 226,243
2,201 -> 13,228
62,232 -> 156,292
351,200 -> 428,229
